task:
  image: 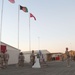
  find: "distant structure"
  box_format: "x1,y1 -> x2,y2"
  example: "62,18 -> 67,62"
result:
51,52 -> 63,61
63,50 -> 75,60
23,50 -> 51,63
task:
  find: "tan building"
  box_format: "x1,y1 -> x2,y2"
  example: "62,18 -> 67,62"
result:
69,50 -> 75,56
62,50 -> 75,60
51,52 -> 63,61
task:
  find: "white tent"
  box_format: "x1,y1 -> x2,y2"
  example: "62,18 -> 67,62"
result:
1,42 -> 20,65
23,50 -> 50,63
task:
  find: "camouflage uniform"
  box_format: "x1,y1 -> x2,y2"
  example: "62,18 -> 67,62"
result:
4,52 -> 9,68
0,52 -> 4,69
18,52 -> 24,67
65,48 -> 70,67
30,50 -> 35,66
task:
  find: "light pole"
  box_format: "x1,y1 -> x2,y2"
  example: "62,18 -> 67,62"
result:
38,37 -> 40,50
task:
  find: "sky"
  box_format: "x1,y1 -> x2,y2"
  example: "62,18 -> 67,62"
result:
0,0 -> 75,53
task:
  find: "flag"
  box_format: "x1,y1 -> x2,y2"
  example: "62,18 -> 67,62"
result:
20,5 -> 28,12
1,45 -> 7,53
9,0 -> 15,3
30,13 -> 36,20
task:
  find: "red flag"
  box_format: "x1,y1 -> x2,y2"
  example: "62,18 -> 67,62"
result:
1,45 -> 7,53
30,13 -> 36,20
9,0 -> 15,3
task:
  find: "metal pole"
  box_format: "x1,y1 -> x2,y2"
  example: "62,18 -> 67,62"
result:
29,13 -> 31,51
0,0 -> 4,52
38,37 -> 40,50
18,5 -> 20,49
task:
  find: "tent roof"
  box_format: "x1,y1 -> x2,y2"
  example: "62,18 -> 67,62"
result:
23,50 -> 50,54
1,42 -> 21,51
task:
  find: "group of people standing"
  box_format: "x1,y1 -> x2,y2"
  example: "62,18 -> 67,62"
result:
17,51 -> 36,67
30,50 -> 45,66
0,48 -> 71,69
29,48 -> 72,68
0,50 -> 36,68
0,51 -> 25,68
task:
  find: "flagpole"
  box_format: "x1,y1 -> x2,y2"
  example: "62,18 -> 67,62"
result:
38,37 -> 40,50
29,13 -> 31,51
0,0 -> 4,52
18,5 -> 20,49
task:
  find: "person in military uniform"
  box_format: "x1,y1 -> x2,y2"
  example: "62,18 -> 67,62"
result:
65,47 -> 70,67
18,52 -> 24,67
0,52 -> 4,69
30,50 -> 35,66
4,51 -> 9,68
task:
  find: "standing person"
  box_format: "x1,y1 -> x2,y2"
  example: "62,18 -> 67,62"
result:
65,47 -> 70,67
32,53 -> 41,68
0,52 -> 4,69
30,50 -> 35,66
39,50 -> 45,64
18,52 -> 24,67
4,51 -> 9,68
